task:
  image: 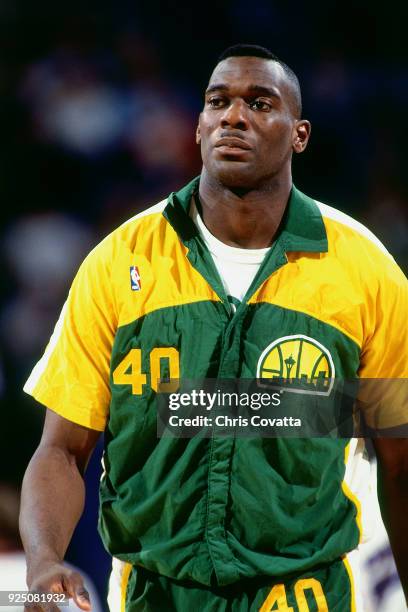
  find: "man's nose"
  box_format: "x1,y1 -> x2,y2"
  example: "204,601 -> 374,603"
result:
220,99 -> 249,130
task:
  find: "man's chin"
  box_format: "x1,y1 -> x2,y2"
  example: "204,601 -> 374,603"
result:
212,163 -> 258,190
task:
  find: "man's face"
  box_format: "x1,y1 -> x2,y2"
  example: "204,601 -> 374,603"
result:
197,56 -> 309,189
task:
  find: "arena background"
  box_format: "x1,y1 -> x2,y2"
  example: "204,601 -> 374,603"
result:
0,1 -> 406,609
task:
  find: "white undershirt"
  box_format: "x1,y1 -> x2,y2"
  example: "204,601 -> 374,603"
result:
190,199 -> 271,305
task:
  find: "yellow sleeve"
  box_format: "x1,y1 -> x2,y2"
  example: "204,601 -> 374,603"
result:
358,256 -> 408,429
24,237 -> 117,431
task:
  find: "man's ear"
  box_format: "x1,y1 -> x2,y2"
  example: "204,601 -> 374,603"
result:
196,123 -> 201,145
293,120 -> 311,154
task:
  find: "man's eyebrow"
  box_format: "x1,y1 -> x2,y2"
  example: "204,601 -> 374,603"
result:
205,83 -> 281,98
247,85 -> 281,98
205,83 -> 229,95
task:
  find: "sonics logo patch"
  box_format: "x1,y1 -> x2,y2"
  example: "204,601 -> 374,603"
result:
257,334 -> 335,396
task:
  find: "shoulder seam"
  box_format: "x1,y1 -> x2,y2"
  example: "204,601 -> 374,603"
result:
120,198 -> 168,228
315,200 -> 393,259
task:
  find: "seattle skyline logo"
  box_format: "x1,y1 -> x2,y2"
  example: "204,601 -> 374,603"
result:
257,335 -> 335,396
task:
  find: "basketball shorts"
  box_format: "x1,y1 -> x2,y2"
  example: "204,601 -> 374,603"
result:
108,550 -> 363,611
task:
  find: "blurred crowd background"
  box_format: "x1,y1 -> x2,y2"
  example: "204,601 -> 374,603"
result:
0,1 -> 407,610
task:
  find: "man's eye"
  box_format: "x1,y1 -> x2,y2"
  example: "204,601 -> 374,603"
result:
208,97 -> 225,108
249,99 -> 271,111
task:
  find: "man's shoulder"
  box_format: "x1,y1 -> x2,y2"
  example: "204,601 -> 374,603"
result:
111,198 -> 168,242
315,199 -> 392,260
96,196 -> 170,251
74,196 -> 171,279
123,197 -> 169,225
313,197 -> 407,290
315,200 -> 392,259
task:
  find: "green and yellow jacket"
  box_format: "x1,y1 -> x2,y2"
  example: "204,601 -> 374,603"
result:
25,176 -> 408,586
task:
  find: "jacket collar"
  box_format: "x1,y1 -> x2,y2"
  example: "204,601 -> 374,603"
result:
163,175 -> 328,253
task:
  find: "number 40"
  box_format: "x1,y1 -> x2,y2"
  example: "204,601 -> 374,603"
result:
260,579 -> 328,612
112,347 -> 180,394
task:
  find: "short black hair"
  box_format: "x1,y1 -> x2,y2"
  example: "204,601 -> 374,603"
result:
216,44 -> 302,118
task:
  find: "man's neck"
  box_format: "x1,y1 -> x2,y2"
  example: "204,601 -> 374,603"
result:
198,168 -> 292,248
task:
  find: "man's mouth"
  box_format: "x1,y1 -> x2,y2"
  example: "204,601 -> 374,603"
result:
215,137 -> 252,150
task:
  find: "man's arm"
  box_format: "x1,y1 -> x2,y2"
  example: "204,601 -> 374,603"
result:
372,437 -> 408,602
20,409 -> 101,611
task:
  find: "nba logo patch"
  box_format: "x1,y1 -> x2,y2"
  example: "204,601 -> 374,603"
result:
130,266 -> 141,291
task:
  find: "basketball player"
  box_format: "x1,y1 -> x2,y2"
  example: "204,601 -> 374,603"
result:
20,45 -> 408,611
